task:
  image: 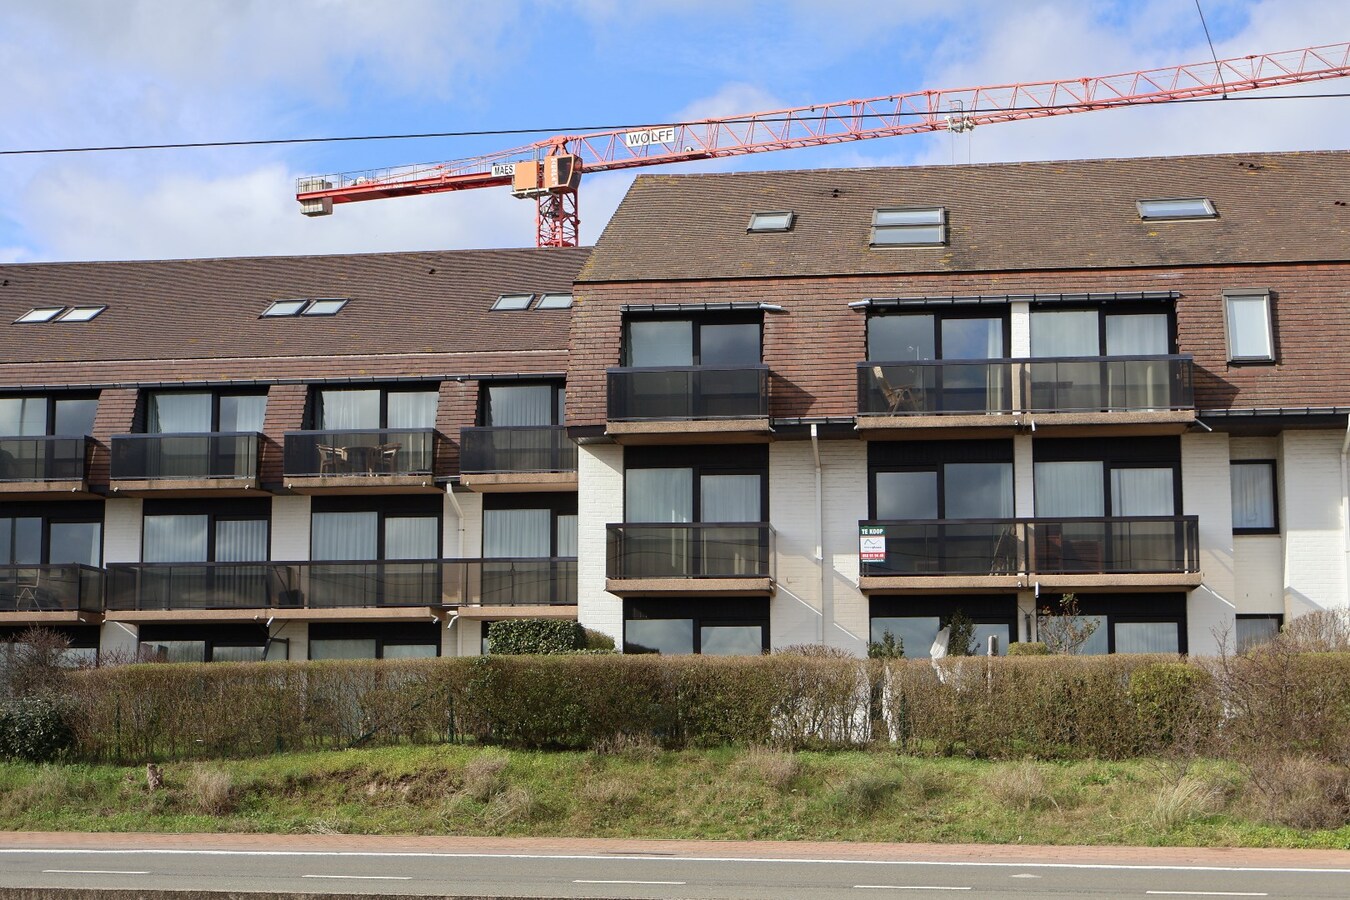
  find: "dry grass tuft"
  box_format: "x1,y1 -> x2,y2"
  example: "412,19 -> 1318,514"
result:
592,732 -> 662,761
829,774 -> 902,818
460,754 -> 509,803
484,785 -> 536,827
736,747 -> 802,792
1148,776 -> 1220,831
581,776 -> 639,809
185,765 -> 236,816
1252,757 -> 1350,831
986,762 -> 1053,812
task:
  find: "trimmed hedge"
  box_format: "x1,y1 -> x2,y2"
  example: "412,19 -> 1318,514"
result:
487,620 -> 587,655
0,696 -> 74,762
56,651 -> 1350,764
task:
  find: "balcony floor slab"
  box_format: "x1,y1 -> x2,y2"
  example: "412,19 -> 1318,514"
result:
105,606 -> 448,624
859,575 -> 1025,593
1034,573 -> 1204,591
856,414 -> 1021,440
1026,410 -> 1195,436
606,418 -> 773,445
0,481 -> 95,500
0,611 -> 102,626
459,472 -> 578,493
606,577 -> 773,596
283,475 -> 443,494
456,604 -> 578,620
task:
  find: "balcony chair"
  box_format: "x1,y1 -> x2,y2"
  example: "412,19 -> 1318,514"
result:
870,365 -> 923,413
373,442 -> 401,473
316,444 -> 348,475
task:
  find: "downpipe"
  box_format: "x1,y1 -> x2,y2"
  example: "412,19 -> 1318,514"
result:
811,424 -> 826,645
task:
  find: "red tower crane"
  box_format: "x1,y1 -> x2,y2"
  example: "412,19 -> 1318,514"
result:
296,41 -> 1350,247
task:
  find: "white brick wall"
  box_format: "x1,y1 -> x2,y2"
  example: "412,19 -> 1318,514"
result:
444,490 -> 482,557
1182,432 -> 1236,655
820,441 -> 869,654
1013,435 -> 1035,517
769,441 -> 824,647
270,495 -> 310,560
102,498 -> 143,563
99,621 -> 139,661
270,621 -> 308,661
576,443 -> 625,641
1280,429 -> 1348,616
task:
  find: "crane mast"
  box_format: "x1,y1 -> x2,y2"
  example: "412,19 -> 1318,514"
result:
296,41 -> 1350,247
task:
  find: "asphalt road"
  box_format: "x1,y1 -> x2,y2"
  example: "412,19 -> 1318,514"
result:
0,842 -> 1348,899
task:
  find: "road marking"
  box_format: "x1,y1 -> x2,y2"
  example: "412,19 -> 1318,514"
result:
1010,873 -> 1041,878
302,874 -> 413,881
855,887 -> 971,891
575,880 -> 687,885
1144,892 -> 1269,897
42,869 -> 150,875
4,849 -> 1348,875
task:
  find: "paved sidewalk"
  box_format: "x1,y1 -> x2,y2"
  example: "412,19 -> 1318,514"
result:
3,831 -> 1348,869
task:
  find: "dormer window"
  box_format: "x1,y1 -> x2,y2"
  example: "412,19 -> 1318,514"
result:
748,211 -> 794,233
871,207 -> 945,247
1136,198 -> 1217,220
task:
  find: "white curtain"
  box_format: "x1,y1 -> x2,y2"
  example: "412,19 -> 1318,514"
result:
319,389 -> 380,430
486,385 -> 552,426
219,395 -> 267,433
1114,621 -> 1179,654
700,474 -> 760,522
1030,310 -> 1097,357
1111,468 -> 1174,516
483,508 -> 550,557
1231,463 -> 1275,529
149,393 -> 212,433
215,519 -> 268,562
388,391 -> 438,429
1226,296 -> 1273,358
0,398 -> 46,436
143,514 -> 209,562
626,468 -> 693,522
1034,461 -> 1104,517
1105,313 -> 1168,355
556,515 -> 578,557
311,511 -> 378,560
385,516 -> 438,559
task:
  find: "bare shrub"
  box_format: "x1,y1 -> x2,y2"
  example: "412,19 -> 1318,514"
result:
1148,776 -> 1220,831
185,765 -> 236,816
986,761 -> 1052,812
1,627 -> 74,699
736,747 -> 801,791
1278,609 -> 1350,653
592,731 -> 661,760
777,644 -> 855,659
460,754 -> 509,802
1249,756 -> 1350,830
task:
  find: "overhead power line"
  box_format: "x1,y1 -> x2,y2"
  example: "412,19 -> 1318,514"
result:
3,91 -> 1349,158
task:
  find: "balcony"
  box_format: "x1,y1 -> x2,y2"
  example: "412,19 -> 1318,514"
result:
103,558 -> 577,620
283,428 -> 440,493
0,436 -> 93,498
858,516 -> 1200,592
606,365 -> 771,443
0,565 -> 104,622
856,356 -> 1195,436
109,432 -> 262,496
458,426 -> 578,492
606,522 -> 774,595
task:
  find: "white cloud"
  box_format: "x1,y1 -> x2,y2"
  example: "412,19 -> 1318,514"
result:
675,83 -> 788,121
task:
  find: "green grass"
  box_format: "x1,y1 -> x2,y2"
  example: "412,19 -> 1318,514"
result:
0,746 -> 1346,848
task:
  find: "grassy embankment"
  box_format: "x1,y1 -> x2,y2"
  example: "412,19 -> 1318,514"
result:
2,744 -> 1347,849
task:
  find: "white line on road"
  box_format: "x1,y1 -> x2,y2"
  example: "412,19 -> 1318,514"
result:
42,869 -> 150,875
302,874 -> 413,881
575,880 -> 687,885
1145,893 -> 1268,897
855,887 -> 972,891
4,848 -> 1347,875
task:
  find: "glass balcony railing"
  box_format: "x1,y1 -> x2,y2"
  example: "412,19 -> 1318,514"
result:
283,428 -> 437,477
606,523 -> 774,579
110,433 -> 260,480
607,365 -> 769,421
0,436 -> 91,482
0,565 -> 103,614
859,361 -> 1014,415
104,558 -> 577,611
858,516 -> 1199,577
857,356 -> 1194,416
459,426 -> 577,474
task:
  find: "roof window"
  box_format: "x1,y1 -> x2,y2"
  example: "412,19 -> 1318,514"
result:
748,210 -> 794,233
55,306 -> 106,322
536,293 -> 574,310
14,307 -> 65,324
262,300 -> 308,317
492,293 -> 533,311
871,207 -> 946,247
301,298 -> 348,316
1136,198 -> 1217,220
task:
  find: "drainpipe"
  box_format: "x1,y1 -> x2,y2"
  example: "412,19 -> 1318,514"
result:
445,486 -> 466,558
811,424 -> 826,645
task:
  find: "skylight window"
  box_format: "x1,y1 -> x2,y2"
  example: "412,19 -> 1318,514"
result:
536,293 -> 574,309
14,307 -> 64,324
262,300 -> 307,317
55,306 -> 106,322
748,210 -> 794,233
1136,198 -> 1217,220
871,207 -> 946,247
301,298 -> 348,316
492,293 -> 533,311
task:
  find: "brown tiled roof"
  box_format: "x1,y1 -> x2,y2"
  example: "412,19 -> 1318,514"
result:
579,150 -> 1350,282
0,247 -> 590,365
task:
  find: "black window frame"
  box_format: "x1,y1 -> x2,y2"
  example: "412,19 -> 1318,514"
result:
137,623 -> 278,663
624,444 -> 770,523
1037,592 -> 1188,655
476,380 -> 566,427
0,392 -> 100,437
1027,301 -> 1179,357
307,621 -> 441,659
307,383 -> 440,430
621,312 -> 764,368
140,388 -> 269,434
866,307 -> 1012,361
868,440 -> 1015,520
622,597 -> 770,655
1032,437 -> 1183,518
1230,459 -> 1279,535
482,492 -> 578,558
0,501 -> 104,566
309,495 -> 442,561
141,498 -> 271,563
869,596 -> 1018,655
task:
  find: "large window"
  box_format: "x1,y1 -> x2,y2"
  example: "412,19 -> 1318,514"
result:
142,500 -> 268,563
0,503 -> 102,567
1036,593 -> 1186,655
139,624 -> 283,663
623,598 -> 768,655
0,394 -> 98,437
146,390 -> 266,434
1029,306 -> 1174,358
626,445 -> 767,525
1231,460 -> 1277,534
867,310 -> 1008,413
310,497 -> 440,561
479,382 -> 564,427
623,315 -> 761,368
1236,614 -> 1282,653
870,597 -> 1015,659
1224,291 -> 1275,363
482,494 -> 576,558
308,622 -> 440,660
1033,438 -> 1180,518
313,385 -> 438,430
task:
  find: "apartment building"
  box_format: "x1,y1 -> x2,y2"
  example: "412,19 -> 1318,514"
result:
569,150 -> 1350,658
1,150 -> 1347,660
0,248 -> 589,662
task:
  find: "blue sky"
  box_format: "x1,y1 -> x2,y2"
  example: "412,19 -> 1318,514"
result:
2,0 -> 1348,262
